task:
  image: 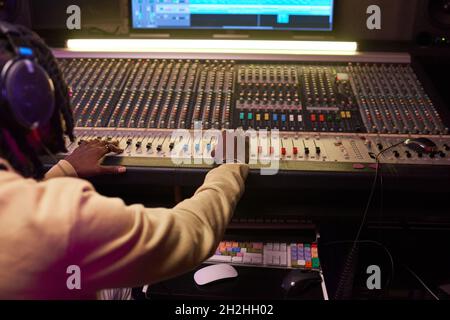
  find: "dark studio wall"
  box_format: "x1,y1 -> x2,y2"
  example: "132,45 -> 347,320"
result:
1,0 -> 448,50
27,0 -> 419,42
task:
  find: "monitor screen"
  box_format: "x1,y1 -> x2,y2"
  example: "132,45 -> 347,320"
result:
131,0 -> 334,32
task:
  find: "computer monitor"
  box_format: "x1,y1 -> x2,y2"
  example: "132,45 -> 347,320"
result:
131,0 -> 335,32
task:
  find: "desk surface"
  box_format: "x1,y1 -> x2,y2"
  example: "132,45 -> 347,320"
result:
145,265 -> 325,300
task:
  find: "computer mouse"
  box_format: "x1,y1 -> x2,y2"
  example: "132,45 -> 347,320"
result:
194,264 -> 238,286
404,138 -> 438,154
281,270 -> 322,296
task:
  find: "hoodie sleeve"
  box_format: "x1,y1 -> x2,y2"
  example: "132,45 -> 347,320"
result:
65,164 -> 249,292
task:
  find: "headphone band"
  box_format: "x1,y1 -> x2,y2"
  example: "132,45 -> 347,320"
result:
0,21 -> 35,58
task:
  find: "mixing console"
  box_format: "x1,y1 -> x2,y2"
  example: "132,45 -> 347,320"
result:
51,55 -> 450,175
65,128 -> 450,170
59,58 -> 449,136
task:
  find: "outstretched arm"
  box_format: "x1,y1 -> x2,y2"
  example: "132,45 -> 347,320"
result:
65,164 -> 248,292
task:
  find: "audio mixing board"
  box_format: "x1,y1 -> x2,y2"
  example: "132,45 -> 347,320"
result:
53,53 -> 450,176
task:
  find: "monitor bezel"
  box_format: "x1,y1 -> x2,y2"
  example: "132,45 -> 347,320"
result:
128,0 -> 338,40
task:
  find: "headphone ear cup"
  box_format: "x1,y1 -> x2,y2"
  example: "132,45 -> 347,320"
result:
2,58 -> 55,128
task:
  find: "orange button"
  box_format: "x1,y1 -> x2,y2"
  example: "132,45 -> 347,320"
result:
319,114 -> 325,122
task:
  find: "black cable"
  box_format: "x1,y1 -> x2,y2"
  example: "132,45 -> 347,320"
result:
403,265 -> 440,300
334,140 -> 406,300
322,240 -> 395,291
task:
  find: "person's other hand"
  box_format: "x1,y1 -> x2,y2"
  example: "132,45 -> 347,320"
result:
65,140 -> 126,178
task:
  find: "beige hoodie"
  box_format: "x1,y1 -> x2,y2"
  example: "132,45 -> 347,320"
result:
0,159 -> 248,299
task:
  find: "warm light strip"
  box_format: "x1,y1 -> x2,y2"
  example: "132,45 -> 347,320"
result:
66,39 -> 358,55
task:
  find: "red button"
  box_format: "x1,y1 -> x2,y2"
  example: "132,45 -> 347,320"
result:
258,146 -> 263,154
270,147 -> 274,155
311,114 -> 317,122
281,148 -> 286,156
293,147 -> 298,155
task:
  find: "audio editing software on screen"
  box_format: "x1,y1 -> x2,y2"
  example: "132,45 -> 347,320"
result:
131,0 -> 334,31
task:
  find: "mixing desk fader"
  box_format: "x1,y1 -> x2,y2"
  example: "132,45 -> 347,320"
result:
61,58 -> 236,130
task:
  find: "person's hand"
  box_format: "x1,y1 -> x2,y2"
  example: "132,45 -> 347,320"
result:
212,130 -> 250,165
65,140 -> 126,178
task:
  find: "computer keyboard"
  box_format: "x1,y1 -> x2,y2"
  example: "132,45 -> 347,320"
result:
207,241 -> 320,270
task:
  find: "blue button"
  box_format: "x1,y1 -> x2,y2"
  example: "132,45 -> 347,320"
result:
281,115 -> 287,122
273,114 -> 278,122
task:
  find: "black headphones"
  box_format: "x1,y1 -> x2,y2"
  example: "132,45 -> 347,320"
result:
0,21 -> 55,129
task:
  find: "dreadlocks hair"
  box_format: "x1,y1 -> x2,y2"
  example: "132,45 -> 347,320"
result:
0,25 -> 74,179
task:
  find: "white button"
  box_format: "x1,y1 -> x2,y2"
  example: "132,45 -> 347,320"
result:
270,256 -> 280,266
209,255 -> 232,263
280,252 -> 287,266
264,252 -> 274,265
252,256 -> 263,264
232,257 -> 243,263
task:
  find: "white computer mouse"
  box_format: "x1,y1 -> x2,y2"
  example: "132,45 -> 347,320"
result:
194,264 -> 238,286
